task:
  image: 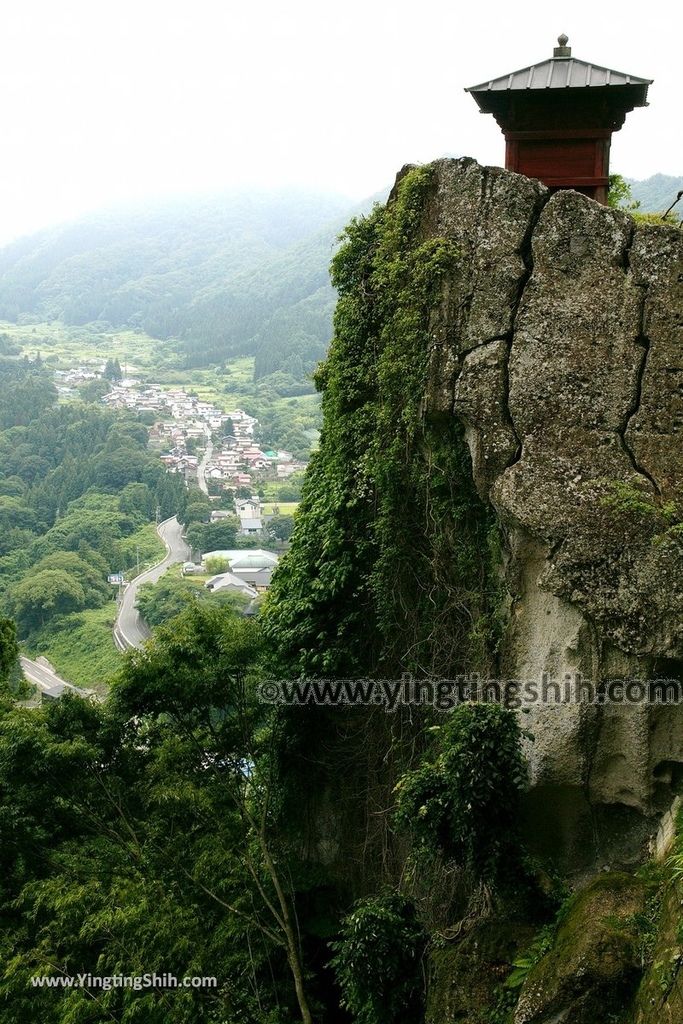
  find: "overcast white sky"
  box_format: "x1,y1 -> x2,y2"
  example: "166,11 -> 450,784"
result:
0,0 -> 679,243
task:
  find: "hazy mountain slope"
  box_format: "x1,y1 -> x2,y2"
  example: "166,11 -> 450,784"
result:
0,190 -> 360,379
627,173 -> 683,212
176,211 -> 356,372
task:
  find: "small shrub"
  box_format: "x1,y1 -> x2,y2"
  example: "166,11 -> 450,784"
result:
330,891 -> 427,1024
204,556 -> 230,575
394,704 -> 528,882
504,924 -> 555,989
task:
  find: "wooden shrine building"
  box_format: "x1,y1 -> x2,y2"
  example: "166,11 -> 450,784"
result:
466,35 -> 652,204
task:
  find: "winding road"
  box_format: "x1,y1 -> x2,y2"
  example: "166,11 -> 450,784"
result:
20,656 -> 92,700
113,515 -> 190,651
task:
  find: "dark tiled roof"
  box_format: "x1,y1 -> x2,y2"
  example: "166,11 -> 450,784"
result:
467,58 -> 652,95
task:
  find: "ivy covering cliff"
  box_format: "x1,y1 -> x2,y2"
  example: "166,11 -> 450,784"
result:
263,165 -> 503,681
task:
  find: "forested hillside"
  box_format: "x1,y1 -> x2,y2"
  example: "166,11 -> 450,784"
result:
627,172 -> 683,213
0,356 -> 186,686
0,191 -> 372,382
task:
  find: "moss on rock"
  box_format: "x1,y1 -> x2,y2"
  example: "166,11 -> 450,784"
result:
426,919 -> 536,1024
513,873 -> 648,1024
632,880 -> 683,1024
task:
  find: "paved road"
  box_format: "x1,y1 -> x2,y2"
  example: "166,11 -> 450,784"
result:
197,432 -> 213,495
113,516 -> 191,651
20,656 -> 93,700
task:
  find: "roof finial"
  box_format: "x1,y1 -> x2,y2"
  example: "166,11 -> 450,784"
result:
554,33 -> 571,58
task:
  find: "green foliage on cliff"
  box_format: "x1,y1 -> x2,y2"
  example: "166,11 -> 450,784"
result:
263,166 -> 503,679
394,704 -> 527,882
330,891 -> 428,1024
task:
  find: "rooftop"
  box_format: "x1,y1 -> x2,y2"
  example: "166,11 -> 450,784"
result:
467,35 -> 651,98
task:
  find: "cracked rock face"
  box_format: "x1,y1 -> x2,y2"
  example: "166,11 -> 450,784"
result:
414,158 -> 683,835
496,193 -> 683,658
422,160 -> 683,659
423,157 -> 546,417
626,227 -> 683,494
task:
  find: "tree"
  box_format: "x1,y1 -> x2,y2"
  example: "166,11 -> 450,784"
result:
276,479 -> 303,502
112,606 -> 315,1024
181,495 -> 213,527
92,447 -> 150,489
102,357 -> 122,381
266,514 -> 295,542
186,519 -> 239,554
0,603 -> 323,1021
29,551 -> 109,607
0,496 -> 36,533
608,174 -> 639,211
155,471 -> 187,520
0,371 -> 56,428
11,569 -> 87,631
78,378 -> 110,403
119,481 -> 155,520
0,476 -> 26,497
136,574 -> 196,625
136,572 -> 247,627
0,617 -> 18,685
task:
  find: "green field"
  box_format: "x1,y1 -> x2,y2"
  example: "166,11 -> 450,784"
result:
0,319 -> 165,373
262,502 -> 299,515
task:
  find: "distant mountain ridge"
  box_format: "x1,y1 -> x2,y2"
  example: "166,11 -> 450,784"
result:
627,173 -> 683,213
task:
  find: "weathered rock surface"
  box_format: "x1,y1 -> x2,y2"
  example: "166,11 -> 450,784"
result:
626,226 -> 683,496
453,338 -> 519,497
413,158 -> 683,837
632,877 -> 683,1024
423,157 -> 546,418
426,918 -> 536,1024
513,873 -> 647,1024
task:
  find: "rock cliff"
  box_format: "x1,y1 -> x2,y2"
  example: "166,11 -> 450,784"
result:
264,156 -> 683,1023
416,158 -> 683,863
